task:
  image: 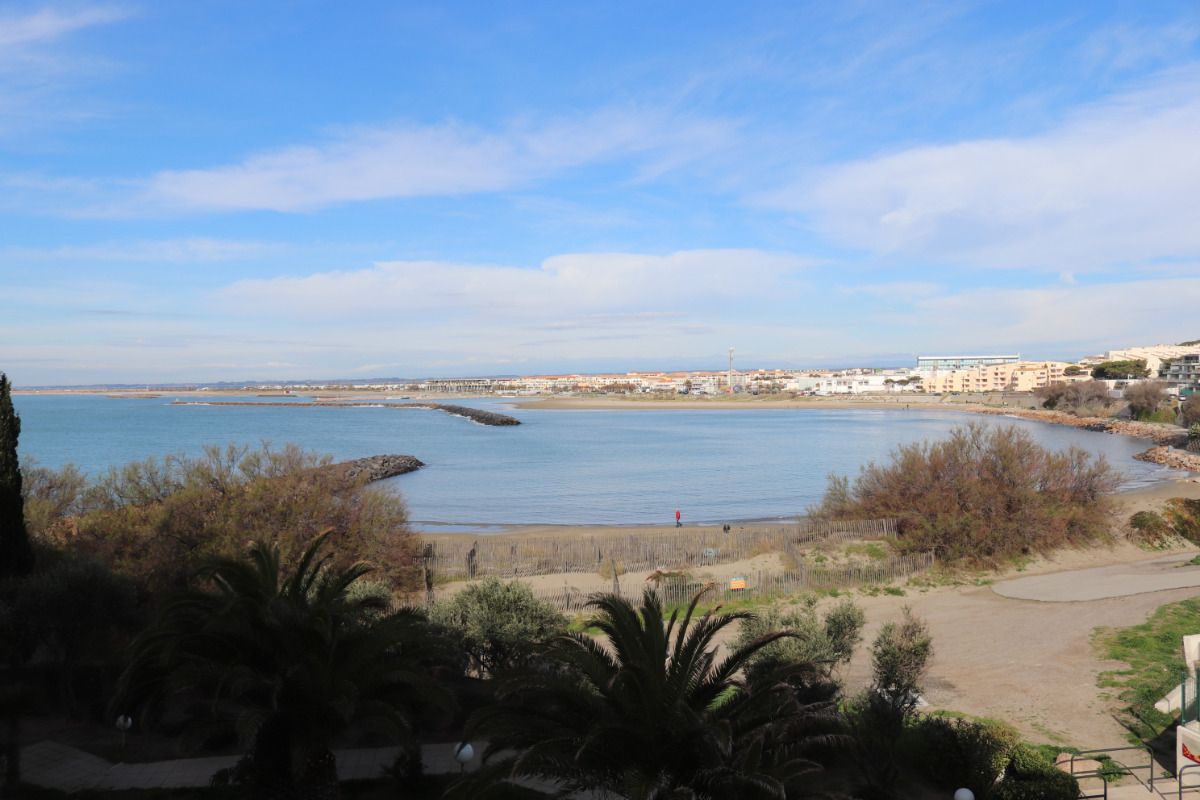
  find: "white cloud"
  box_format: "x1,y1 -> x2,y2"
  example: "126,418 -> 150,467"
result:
217,249 -> 809,318
0,5 -> 131,135
770,69 -> 1200,271
131,109 -> 739,214
0,237 -> 282,262
0,6 -> 128,48
896,277 -> 1200,354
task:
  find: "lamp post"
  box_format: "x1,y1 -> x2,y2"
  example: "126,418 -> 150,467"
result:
115,715 -> 132,751
455,742 -> 474,774
954,789 -> 975,800
728,347 -> 734,394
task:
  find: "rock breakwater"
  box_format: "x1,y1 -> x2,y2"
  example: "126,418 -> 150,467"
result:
334,454 -> 425,482
430,403 -> 521,426
168,399 -> 521,426
1133,446 -> 1200,473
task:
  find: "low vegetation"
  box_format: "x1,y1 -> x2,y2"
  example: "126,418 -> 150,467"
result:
1093,596 -> 1200,741
1034,379 -> 1115,417
1126,499 -> 1200,547
23,443 -> 421,593
1183,395 -> 1200,428
812,422 -> 1118,566
731,595 -> 865,700
1123,380 -> 1173,422
426,577 -> 567,678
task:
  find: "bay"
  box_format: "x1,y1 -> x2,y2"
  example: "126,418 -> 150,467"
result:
12,394 -> 1185,530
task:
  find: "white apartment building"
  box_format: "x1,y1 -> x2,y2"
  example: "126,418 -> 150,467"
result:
1079,344 -> 1200,375
918,361 -> 1085,393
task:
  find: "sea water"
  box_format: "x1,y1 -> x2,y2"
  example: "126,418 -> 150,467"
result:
12,394 -> 1187,529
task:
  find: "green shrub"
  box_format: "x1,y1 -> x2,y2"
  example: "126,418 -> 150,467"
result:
733,596 -> 865,678
426,577 -> 567,678
1165,498 -> 1200,545
914,715 -> 1020,795
991,745 -> 1079,800
1128,510 -> 1173,545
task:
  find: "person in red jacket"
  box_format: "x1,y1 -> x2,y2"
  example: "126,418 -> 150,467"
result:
675,509 -> 682,528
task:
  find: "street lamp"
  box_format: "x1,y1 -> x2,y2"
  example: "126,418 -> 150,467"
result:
455,742 -> 474,774
954,789 -> 975,800
115,715 -> 132,751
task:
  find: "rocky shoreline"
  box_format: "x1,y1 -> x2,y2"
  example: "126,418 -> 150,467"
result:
1133,447 -> 1200,473
966,405 -> 1198,473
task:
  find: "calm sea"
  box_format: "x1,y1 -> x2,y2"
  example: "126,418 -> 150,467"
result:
11,395 -> 1187,530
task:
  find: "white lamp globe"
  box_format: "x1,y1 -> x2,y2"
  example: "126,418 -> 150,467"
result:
455,743 -> 474,764
954,790 -> 975,800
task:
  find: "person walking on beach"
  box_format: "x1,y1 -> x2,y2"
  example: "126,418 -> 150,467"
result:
675,509 -> 682,528
723,523 -> 731,534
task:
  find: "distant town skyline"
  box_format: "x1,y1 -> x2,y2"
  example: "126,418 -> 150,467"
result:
2,2 -> 1199,385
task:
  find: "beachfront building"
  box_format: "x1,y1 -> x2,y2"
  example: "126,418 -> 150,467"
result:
917,360 -> 1083,393
916,354 -> 1021,373
814,374 -> 920,394
1080,344 -> 1200,375
1161,354 -> 1200,395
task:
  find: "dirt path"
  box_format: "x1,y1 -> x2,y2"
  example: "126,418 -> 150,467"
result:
830,543 -> 1200,749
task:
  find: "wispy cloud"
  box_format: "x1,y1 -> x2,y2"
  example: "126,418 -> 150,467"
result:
119,109 -> 739,214
1,237 -> 284,262
217,249 -> 810,318
0,5 -> 131,134
895,277 -> 1200,354
768,68 -> 1200,272
0,6 -> 129,48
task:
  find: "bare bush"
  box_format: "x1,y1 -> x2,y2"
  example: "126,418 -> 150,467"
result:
1182,395 -> 1200,427
37,443 -> 420,593
811,423 -> 1118,566
1124,380 -> 1170,420
1035,380 -> 1115,417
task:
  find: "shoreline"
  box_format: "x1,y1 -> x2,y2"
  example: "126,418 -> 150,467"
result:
414,481 -> 1200,541
23,388 -> 1198,529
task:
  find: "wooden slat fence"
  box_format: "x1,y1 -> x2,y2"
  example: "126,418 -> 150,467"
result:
421,519 -> 896,583
520,551 -> 936,613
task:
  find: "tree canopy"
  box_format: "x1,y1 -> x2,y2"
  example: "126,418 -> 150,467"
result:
464,587 -> 844,799
1090,360 -> 1150,380
116,533 -> 450,800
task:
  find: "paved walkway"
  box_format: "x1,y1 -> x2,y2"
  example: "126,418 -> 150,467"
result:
20,739 -> 482,793
993,552 -> 1200,601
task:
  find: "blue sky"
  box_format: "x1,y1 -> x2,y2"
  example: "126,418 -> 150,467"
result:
2,1 -> 1199,385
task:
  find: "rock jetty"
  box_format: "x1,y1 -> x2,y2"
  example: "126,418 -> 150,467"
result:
168,399 -> 521,426
336,454 -> 425,482
430,403 -> 521,426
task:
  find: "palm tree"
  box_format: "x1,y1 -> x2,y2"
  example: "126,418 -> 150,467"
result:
115,533 -> 451,800
462,587 -> 844,799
